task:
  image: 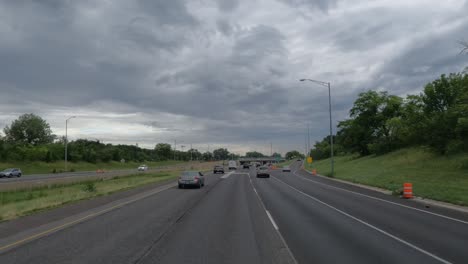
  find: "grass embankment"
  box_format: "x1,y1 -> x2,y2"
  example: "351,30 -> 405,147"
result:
0,171 -> 178,221
0,160 -> 184,175
305,147 -> 468,206
276,160 -> 294,167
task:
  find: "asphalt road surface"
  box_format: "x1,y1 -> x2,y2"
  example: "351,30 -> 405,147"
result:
0,165 -> 183,183
1,163 -> 468,263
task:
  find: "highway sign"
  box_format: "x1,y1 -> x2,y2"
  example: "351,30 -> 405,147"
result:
307,156 -> 313,164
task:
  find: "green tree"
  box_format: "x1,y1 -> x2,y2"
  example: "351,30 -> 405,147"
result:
272,152 -> 282,158
245,151 -> 265,158
421,73 -> 468,153
202,151 -> 213,161
339,91 -> 403,155
213,148 -> 230,160
4,113 -> 55,145
154,143 -> 172,160
285,150 -> 304,160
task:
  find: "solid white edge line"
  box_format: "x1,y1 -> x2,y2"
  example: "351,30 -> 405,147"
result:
292,170 -> 468,225
248,173 -> 298,264
272,176 -> 453,264
266,210 -> 279,230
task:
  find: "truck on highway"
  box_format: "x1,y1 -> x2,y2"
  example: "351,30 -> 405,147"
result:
228,160 -> 237,170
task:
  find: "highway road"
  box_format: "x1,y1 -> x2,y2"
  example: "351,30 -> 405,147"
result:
0,165 -> 187,183
1,162 -> 468,263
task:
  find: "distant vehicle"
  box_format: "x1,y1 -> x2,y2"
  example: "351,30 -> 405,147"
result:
282,166 -> 291,172
256,166 -> 270,178
296,159 -> 301,161
213,165 -> 224,174
137,165 -> 148,171
178,171 -> 205,188
228,160 -> 237,170
243,163 -> 250,169
0,168 -> 22,178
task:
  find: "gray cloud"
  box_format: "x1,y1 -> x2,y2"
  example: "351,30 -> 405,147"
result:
278,0 -> 338,12
0,0 -> 467,153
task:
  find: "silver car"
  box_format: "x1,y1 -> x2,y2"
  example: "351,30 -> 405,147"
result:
0,168 -> 22,178
178,171 -> 205,189
282,166 -> 291,172
256,166 -> 270,178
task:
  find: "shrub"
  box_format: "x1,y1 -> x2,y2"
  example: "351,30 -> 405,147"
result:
82,182 -> 96,192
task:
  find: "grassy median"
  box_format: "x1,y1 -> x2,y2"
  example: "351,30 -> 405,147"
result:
304,147 -> 468,206
275,160 -> 294,167
0,160 -> 185,175
0,171 -> 178,221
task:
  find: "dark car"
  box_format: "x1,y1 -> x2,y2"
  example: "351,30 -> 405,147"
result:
256,166 -> 270,178
178,171 -> 205,188
213,165 -> 224,174
0,168 -> 22,178
242,163 -> 250,169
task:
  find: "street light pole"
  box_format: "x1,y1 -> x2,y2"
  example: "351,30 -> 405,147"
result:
307,124 -> 310,157
65,116 -> 76,172
174,139 -> 176,160
300,79 -> 334,176
327,81 -> 334,177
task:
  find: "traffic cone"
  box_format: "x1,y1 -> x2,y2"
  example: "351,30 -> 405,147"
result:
403,183 -> 413,199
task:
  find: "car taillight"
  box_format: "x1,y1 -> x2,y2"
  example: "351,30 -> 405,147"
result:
194,176 -> 199,181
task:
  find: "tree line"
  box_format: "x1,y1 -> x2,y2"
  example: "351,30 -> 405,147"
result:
310,72 -> 468,159
0,114 -> 242,163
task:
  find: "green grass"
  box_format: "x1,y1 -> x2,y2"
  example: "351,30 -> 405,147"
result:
305,147 -> 468,206
0,160 -> 185,175
0,171 -> 178,221
276,160 -> 294,167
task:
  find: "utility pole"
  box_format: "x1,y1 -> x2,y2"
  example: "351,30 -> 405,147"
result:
307,124 -> 310,157
300,79 -> 334,176
174,139 -> 176,160
190,143 -> 193,161
65,116 -> 76,172
270,142 -> 273,157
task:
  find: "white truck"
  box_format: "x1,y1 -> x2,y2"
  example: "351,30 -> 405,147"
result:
228,160 -> 237,170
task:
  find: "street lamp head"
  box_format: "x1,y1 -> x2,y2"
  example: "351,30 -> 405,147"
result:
299,79 -> 306,82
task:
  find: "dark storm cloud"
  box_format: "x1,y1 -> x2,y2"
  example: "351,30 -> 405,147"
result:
0,0 -> 467,152
136,0 -> 198,26
278,0 -> 338,12
217,0 -> 240,12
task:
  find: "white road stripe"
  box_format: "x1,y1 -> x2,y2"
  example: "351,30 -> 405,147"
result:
266,210 -> 279,230
221,171 -> 234,179
248,173 -> 298,264
272,176 -> 453,264
292,170 -> 468,225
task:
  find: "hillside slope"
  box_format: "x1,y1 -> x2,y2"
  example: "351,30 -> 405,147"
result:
306,147 -> 468,206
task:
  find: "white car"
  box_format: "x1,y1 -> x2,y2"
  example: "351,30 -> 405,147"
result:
282,166 -> 291,172
138,165 -> 148,171
228,160 -> 237,170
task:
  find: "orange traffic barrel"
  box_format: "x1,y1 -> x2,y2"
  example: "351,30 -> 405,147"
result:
312,169 -> 317,176
403,183 -> 413,199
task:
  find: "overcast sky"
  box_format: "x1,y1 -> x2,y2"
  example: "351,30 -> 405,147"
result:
0,0 -> 467,155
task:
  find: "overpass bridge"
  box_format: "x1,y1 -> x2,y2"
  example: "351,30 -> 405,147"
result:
238,157 -> 285,165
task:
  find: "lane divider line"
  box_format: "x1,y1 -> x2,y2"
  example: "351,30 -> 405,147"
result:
0,183 -> 176,252
292,170 -> 468,225
248,173 -> 298,264
272,176 -> 453,264
266,210 -> 279,230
